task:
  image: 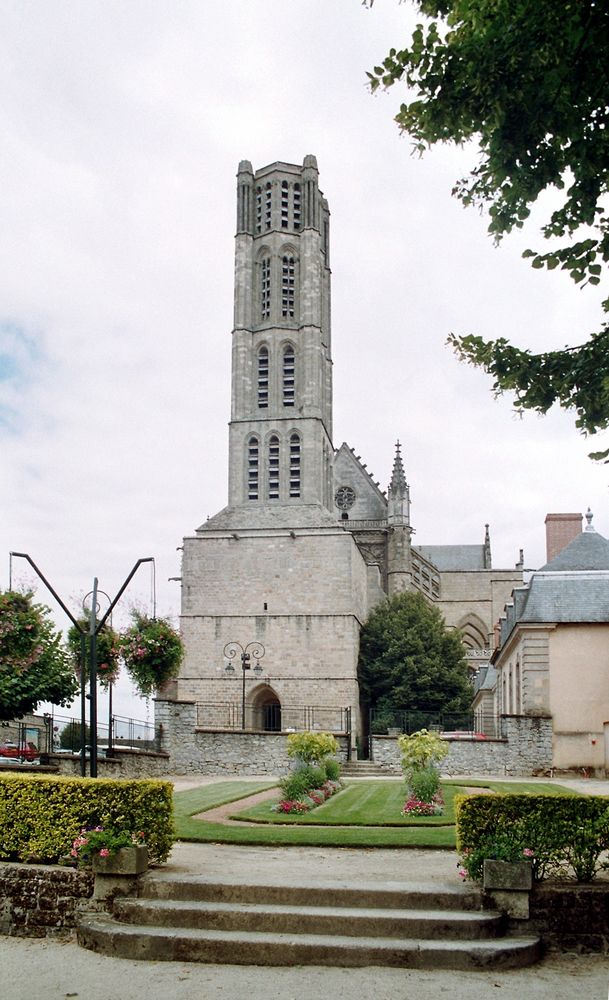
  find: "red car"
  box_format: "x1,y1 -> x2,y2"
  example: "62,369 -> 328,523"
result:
0,741 -> 40,761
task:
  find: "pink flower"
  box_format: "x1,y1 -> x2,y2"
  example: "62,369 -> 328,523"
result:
458,867 -> 468,880
523,848 -> 534,858
99,848 -> 110,857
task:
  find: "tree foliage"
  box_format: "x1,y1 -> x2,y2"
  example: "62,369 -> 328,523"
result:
366,0 -> 609,458
357,591 -> 471,714
0,591 -> 79,721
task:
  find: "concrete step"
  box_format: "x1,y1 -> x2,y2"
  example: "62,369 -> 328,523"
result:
341,762 -> 390,776
139,875 -> 482,911
77,914 -> 542,970
114,897 -> 506,940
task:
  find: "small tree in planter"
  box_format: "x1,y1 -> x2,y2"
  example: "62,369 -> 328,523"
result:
67,618 -> 121,689
398,729 -> 449,817
120,612 -> 184,697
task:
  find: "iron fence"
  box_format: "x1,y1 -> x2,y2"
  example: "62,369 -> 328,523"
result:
369,708 -> 500,739
43,710 -> 160,755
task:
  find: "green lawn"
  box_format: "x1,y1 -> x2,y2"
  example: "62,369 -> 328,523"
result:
173,778 -> 576,849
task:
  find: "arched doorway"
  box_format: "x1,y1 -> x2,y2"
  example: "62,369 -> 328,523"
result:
251,686 -> 282,732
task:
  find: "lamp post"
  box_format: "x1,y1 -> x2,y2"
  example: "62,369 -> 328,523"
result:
223,640 -> 265,730
9,552 -> 154,776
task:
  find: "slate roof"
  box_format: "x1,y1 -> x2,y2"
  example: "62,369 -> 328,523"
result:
539,528 -> 609,571
414,544 -> 487,571
498,527 -> 609,647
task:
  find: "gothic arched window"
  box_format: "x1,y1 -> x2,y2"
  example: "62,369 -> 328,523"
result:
293,183 -> 301,230
281,180 -> 289,229
257,346 -> 269,408
281,255 -> 295,318
247,436 -> 259,500
289,433 -> 301,498
255,185 -> 262,234
265,181 -> 272,230
283,344 -> 295,407
268,435 -> 280,499
260,258 -> 271,320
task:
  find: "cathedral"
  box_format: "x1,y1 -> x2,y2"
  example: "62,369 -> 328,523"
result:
173,156 -> 523,739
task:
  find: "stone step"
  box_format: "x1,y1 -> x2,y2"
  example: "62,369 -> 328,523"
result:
139,875 -> 482,912
114,897 -> 505,940
77,914 -> 542,970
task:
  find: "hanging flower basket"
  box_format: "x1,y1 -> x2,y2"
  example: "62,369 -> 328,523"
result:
67,619 -> 121,689
120,612 -> 184,696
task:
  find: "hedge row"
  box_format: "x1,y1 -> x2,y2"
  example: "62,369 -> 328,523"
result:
0,774 -> 175,864
456,793 -> 609,882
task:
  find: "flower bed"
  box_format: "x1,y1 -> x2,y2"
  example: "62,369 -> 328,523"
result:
272,779 -> 343,815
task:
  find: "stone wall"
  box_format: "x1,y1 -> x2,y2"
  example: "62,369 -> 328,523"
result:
44,749 -> 172,779
155,699 -> 349,775
530,883 -> 609,953
0,863 -> 93,938
371,715 -> 553,777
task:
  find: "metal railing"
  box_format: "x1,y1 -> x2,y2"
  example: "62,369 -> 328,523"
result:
369,708 -> 500,739
42,711 -> 161,756
196,702 -> 351,735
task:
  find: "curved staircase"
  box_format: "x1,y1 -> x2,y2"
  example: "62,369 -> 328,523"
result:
77,873 -> 541,969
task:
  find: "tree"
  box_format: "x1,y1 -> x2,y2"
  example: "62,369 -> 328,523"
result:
366,0 -> 609,458
357,591 -> 472,717
0,591 -> 79,721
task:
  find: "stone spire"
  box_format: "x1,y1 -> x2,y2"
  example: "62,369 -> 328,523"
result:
484,523 -> 492,569
387,441 -> 410,526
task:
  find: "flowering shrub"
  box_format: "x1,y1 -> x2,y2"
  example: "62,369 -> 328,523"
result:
120,612 -> 183,696
0,590 -> 78,721
71,826 -> 145,866
457,832 -> 535,881
402,791 -> 444,817
272,779 -> 343,815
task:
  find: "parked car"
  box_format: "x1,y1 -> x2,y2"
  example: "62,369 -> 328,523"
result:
440,731 -> 488,741
0,741 -> 40,761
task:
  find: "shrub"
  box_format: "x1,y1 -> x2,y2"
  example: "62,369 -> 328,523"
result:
324,758 -> 341,781
286,731 -> 338,765
456,793 -> 609,882
0,774 -> 175,865
397,729 -> 448,779
408,765 -> 440,803
280,768 -> 318,801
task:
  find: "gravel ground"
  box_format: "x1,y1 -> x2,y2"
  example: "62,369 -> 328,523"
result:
2,935 -> 607,1000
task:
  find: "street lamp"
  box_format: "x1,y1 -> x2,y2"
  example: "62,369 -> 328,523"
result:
9,552 -> 154,776
223,640 -> 265,730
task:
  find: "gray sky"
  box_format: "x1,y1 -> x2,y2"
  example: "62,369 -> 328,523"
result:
2,1 -> 607,719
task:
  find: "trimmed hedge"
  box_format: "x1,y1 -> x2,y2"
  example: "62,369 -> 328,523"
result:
456,793 -> 609,882
0,774 -> 175,864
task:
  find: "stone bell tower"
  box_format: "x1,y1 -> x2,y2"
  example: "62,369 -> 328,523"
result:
228,156 -> 334,519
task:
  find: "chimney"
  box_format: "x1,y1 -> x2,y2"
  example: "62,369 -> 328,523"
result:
545,513 -> 583,562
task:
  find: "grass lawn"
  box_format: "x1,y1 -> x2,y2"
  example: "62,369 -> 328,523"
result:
173,778 -> 576,849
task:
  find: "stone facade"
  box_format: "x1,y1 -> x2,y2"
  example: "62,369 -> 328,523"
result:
164,155 -> 524,756
371,716 -> 553,777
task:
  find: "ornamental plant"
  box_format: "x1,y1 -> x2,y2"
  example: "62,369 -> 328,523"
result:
286,731 -> 338,766
67,618 -> 121,689
0,590 -> 78,721
120,612 -> 184,696
458,831 -> 535,882
402,791 -> 444,818
398,729 -> 448,816
71,826 -> 145,866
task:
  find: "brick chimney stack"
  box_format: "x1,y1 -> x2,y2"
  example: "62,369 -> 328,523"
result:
545,513 -> 583,562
